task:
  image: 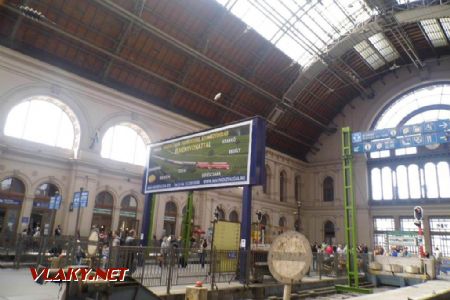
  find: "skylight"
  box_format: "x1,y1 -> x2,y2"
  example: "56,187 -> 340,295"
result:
420,19 -> 448,47
368,33 -> 399,62
216,0 -> 374,69
440,18 -> 450,41
354,40 -> 384,69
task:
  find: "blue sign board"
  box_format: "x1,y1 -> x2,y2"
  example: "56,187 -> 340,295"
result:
73,191 -> 89,209
353,131 -> 448,153
352,120 -> 450,144
49,195 -> 62,210
352,120 -> 450,153
0,198 -> 22,205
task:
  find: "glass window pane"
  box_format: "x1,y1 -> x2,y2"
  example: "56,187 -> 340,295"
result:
371,168 -> 382,200
374,217 -> 395,231
396,165 -> 409,199
408,165 -> 421,199
4,98 -> 78,150
400,218 -> 417,232
437,162 -> 450,198
382,167 -> 393,200
425,162 -> 439,198
430,218 -> 450,232
101,124 -> 148,166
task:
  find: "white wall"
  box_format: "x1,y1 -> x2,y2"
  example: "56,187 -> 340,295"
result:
302,59 -> 450,248
0,46 -> 305,241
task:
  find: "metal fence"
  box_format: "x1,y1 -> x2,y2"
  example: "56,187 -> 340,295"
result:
1,235 -> 371,293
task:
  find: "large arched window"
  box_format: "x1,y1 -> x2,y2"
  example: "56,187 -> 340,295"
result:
323,176 -> 334,202
279,171 -> 287,202
101,123 -> 149,166
369,83 -> 450,202
4,96 -> 80,151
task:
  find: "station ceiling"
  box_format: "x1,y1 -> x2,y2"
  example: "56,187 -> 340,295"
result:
1,0 -> 450,160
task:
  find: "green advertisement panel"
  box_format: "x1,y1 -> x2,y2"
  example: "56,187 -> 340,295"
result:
144,120 -> 253,193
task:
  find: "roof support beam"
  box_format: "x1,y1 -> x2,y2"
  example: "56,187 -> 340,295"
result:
3,3 -> 318,151
91,0 -> 332,131
102,0 -> 146,81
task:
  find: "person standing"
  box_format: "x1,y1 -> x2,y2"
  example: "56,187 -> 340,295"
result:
54,225 -> 62,236
199,238 -> 207,268
434,247 -> 442,275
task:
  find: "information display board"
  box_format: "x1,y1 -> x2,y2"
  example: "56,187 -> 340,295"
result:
144,118 -> 266,193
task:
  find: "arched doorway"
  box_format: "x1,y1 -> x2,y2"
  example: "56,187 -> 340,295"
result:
0,177 -> 25,245
278,216 -> 287,234
163,201 -> 177,236
30,183 -> 59,236
324,220 -> 335,245
229,210 -> 239,223
91,191 -> 114,233
119,195 -> 138,233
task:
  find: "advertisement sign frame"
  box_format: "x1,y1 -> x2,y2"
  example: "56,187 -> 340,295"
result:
143,117 -> 265,194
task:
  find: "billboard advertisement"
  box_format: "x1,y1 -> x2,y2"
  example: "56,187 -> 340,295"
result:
143,118 -> 265,193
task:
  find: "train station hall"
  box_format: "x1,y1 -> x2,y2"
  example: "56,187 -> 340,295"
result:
0,1 -> 450,300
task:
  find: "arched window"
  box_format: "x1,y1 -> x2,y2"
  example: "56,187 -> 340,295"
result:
323,176 -> 334,202
261,214 -> 270,226
0,177 -> 25,243
31,183 -> 60,235
163,201 -> 177,236
263,165 -> 271,194
0,177 -> 25,195
295,175 -> 301,202
92,191 -> 114,232
229,210 -> 239,223
324,221 -> 335,245
119,195 -> 138,232
101,123 -> 149,166
4,96 -> 80,151
216,207 -> 225,221
369,83 -> 450,202
279,171 -> 287,202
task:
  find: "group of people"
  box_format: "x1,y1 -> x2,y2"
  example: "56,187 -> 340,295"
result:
311,241 -> 351,256
153,235 -> 209,268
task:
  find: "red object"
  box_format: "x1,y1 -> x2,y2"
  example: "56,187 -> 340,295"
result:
325,245 -> 334,255
195,281 -> 203,287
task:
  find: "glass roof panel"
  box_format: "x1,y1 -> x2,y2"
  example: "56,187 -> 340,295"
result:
216,0 -> 374,69
368,33 -> 399,62
354,40 -> 384,69
440,18 -> 450,41
420,19 -> 448,47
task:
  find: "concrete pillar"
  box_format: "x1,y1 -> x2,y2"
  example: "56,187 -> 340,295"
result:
18,195 -> 33,233
185,286 -> 207,300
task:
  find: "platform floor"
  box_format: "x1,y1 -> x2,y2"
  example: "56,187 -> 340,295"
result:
0,268 -> 449,300
353,279 -> 450,300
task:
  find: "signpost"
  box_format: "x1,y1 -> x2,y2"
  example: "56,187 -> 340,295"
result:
141,117 -> 266,285
73,188 -> 89,237
267,231 -> 312,300
352,120 -> 449,153
339,120 -> 450,292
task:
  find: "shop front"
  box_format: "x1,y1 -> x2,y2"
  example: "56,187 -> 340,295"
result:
0,177 -> 25,246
